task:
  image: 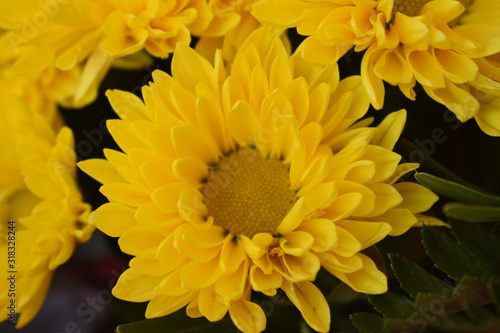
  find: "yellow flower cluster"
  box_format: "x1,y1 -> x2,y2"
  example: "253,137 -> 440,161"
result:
0,0 -> 276,108
254,0 -> 500,136
4,0 -> 496,331
0,96 -> 93,328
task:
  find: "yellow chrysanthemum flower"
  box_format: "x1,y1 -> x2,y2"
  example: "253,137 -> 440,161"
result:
195,0 -> 287,61
0,0 -> 213,107
0,97 -> 93,327
253,0 -> 500,136
79,29 -> 437,332
0,31 -> 86,113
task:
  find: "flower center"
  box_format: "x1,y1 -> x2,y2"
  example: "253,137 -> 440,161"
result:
392,0 -> 473,17
392,0 -> 431,17
201,148 -> 295,237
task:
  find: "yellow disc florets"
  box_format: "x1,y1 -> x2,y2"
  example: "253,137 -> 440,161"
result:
392,0 -> 473,17
201,148 -> 296,237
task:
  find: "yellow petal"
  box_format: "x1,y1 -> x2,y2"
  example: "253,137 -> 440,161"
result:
229,297 -> 266,333
140,159 -> 174,190
393,14 -> 429,49
296,219 -> 337,252
333,180 -> 374,217
172,43 -> 217,93
107,119 -> 149,152
475,97 -> 500,137
73,47 -> 113,107
432,48 -> 478,84
100,182 -> 150,207
151,182 -> 186,214
145,293 -> 195,318
220,237 -> 246,274
335,253 -> 387,294
405,48 -> 446,88
371,109 -> 406,150
393,182 -> 438,213
278,182 -> 337,234
156,269 -> 189,297
181,225 -> 227,249
240,234 -> 269,260
362,145 -> 401,183
364,182 -> 403,217
198,286 -> 228,321
252,0 -> 308,26
78,158 -> 125,185
423,81 -> 479,122
332,226 -> 362,257
249,265 -> 283,294
227,100 -> 262,147
113,268 -> 164,302
89,203 -> 138,237
282,280 -> 330,333
279,231 -> 314,256
106,89 -> 151,121
119,227 -> 166,256
361,47 -> 386,109
282,251 -> 321,281
215,260 -> 248,300
180,257 -> 222,289
172,156 -> 209,187
323,192 -> 363,222
129,256 -> 172,276
365,208 -> 418,236
320,251 -> 362,274
373,48 -> 413,85
335,220 -> 391,250
171,125 -> 220,164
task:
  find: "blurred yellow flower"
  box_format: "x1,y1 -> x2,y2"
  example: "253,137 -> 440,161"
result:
0,97 -> 93,327
195,0 -> 288,61
0,30 -> 86,113
253,0 -> 500,136
79,29 -> 437,332
0,0 -> 214,107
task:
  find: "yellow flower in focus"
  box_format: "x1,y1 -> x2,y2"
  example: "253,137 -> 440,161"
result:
195,0 -> 288,61
253,0 -> 500,136
0,97 -> 93,327
79,29 -> 438,332
0,0 -> 213,107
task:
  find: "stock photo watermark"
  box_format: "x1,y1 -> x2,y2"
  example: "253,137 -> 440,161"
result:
5,221 -> 17,326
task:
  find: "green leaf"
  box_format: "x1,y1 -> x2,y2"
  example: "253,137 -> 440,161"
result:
368,292 -> 414,319
422,226 -> 496,279
389,254 -> 452,298
443,202 -> 500,222
449,220 -> 500,276
414,173 -> 500,205
116,310 -> 237,333
350,313 -> 387,333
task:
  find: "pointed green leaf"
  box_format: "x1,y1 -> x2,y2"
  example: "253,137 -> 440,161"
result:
414,173 -> 500,205
422,226 -> 496,279
368,292 -> 414,319
443,202 -> 500,222
350,312 -> 387,333
449,219 -> 500,277
116,310 -> 236,333
389,254 -> 452,298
